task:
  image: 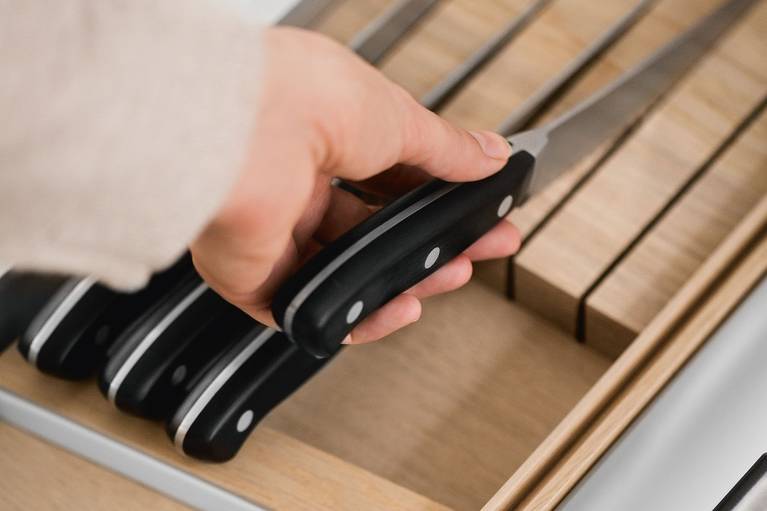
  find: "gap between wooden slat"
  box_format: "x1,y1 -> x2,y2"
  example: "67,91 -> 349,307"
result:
520,217 -> 767,510
575,93 -> 767,342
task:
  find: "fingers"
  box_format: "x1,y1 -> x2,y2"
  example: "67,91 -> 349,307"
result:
463,221 -> 521,261
192,239 -> 299,323
341,220 -> 521,346
314,186 -> 371,244
345,294 -> 421,345
345,255 -> 471,345
354,164 -> 431,199
406,254 -> 473,299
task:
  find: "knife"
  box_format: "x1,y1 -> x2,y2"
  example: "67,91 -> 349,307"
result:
0,269 -> 67,351
273,0 -> 756,358
163,0 -> 651,434
168,324 -> 329,461
349,0 -> 441,65
496,0 -> 655,136
92,0 -> 338,420
98,276 -> 247,419
18,254 -> 195,379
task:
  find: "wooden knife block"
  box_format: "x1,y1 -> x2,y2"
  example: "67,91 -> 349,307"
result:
2,0 -> 765,509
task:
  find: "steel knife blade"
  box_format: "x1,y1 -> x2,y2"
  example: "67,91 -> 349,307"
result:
496,0 -> 655,136
273,0 -> 757,358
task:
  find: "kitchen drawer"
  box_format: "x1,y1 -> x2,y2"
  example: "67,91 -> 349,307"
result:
1,0 -> 765,509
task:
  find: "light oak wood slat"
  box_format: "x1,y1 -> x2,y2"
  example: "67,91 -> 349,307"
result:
0,351 -> 447,511
509,0 -> 726,237
376,0 -> 641,293
585,105 -> 767,357
312,0 -> 396,44
470,0 -> 724,291
379,0 -> 534,100
485,194 -> 767,511
264,280 -> 609,510
437,0 -> 636,131
518,213 -> 767,510
0,281 -> 609,511
0,423 -> 188,511
513,2 -> 767,339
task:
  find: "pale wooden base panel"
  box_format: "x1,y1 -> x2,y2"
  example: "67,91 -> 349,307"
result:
486,196 -> 767,510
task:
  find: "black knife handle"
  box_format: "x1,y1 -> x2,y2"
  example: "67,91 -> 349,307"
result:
0,271 -> 68,351
18,277 -> 116,371
110,303 -> 253,420
99,277 -> 235,419
168,325 -> 332,461
272,150 -> 535,357
17,254 -> 195,379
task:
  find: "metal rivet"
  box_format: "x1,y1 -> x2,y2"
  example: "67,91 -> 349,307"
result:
346,300 -> 364,324
497,195 -> 514,217
171,365 -> 187,385
236,410 -> 254,433
425,246 -> 440,269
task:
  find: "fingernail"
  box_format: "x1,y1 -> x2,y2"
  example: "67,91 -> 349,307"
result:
341,334 -> 353,345
469,130 -> 512,160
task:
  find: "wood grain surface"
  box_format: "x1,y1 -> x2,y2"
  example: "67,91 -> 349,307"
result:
514,0 -> 767,345
0,423 -> 189,511
265,280 -> 609,510
0,351 -> 448,511
312,0 -> 394,44
475,0 -> 731,291
0,281 -> 609,510
2,0 -> 766,509
379,0 -> 534,100
486,195 -> 767,511
436,0 -> 637,130
586,104 -> 767,356
518,211 -> 767,510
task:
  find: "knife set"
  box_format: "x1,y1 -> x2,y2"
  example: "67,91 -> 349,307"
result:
2,257 -> 331,461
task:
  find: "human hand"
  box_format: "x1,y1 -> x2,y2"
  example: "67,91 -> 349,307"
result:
191,27 -> 521,345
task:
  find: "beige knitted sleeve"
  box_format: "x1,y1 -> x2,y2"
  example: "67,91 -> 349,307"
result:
0,0 -> 264,290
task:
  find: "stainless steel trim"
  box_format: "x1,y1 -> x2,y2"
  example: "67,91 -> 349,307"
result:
559,277 -> 767,510
0,388 -> 266,511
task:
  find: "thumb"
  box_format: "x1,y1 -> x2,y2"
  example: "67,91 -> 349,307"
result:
398,98 -> 512,182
